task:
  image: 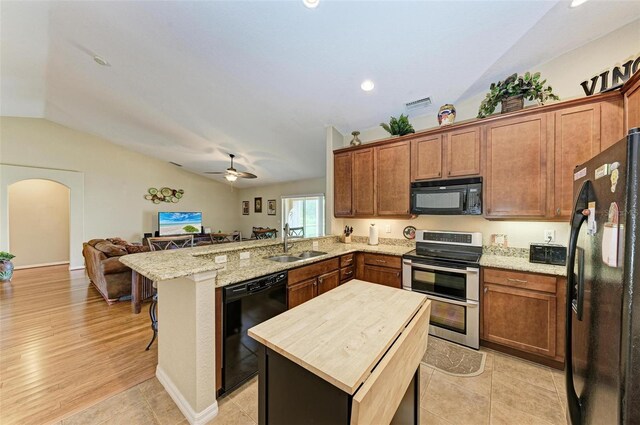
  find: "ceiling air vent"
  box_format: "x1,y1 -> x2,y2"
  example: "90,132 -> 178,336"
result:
405,97 -> 432,112
169,161 -> 182,167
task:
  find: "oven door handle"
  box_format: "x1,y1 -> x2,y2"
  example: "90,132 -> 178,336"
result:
425,293 -> 479,308
403,259 -> 478,274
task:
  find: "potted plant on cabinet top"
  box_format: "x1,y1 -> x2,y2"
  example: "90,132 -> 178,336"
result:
477,72 -> 559,118
380,114 -> 415,136
0,251 -> 15,282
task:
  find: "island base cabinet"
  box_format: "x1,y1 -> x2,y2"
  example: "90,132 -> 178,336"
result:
257,346 -> 419,425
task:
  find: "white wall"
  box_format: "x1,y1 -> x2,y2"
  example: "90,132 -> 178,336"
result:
235,177 -> 326,239
8,179 -> 70,267
0,117 -> 239,246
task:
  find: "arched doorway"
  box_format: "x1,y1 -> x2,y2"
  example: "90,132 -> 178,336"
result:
0,165 -> 85,269
8,179 -> 70,269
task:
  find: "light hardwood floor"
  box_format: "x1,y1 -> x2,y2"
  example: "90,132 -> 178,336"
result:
0,265 -> 157,425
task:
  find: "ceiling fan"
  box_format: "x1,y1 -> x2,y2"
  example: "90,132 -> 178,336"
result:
205,154 -> 257,182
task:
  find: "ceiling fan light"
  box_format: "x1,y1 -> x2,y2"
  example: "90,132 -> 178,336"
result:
225,174 -> 238,182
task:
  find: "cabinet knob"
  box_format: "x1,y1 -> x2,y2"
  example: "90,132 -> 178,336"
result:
396,272 -> 401,278
448,170 -> 451,176
556,208 -> 561,215
484,287 -> 488,293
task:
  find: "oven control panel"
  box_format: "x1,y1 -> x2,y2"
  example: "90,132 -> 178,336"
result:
416,230 -> 482,247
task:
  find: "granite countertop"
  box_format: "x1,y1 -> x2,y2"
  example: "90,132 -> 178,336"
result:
480,254 -> 566,277
120,235 -> 414,284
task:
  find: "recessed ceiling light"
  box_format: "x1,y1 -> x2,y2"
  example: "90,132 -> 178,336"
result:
361,80 -> 375,92
570,0 -> 589,7
93,55 -> 110,66
303,0 -> 319,9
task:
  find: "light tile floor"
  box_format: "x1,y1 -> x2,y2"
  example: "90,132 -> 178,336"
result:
62,348 -> 567,425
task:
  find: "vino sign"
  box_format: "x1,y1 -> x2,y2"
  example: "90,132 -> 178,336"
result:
580,54 -> 640,96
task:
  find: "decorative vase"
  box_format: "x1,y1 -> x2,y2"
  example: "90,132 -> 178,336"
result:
350,131 -> 362,146
437,104 -> 456,126
501,95 -> 524,114
0,260 -> 14,282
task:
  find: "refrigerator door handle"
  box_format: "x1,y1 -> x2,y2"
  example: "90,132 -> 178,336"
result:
565,180 -> 591,425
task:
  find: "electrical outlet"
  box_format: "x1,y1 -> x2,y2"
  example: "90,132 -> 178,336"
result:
215,255 -> 227,264
544,230 -> 555,243
385,224 -> 391,233
312,241 -> 319,250
239,252 -> 250,260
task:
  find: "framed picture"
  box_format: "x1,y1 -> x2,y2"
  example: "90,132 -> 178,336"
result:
254,197 -> 262,213
267,199 -> 276,215
242,201 -> 250,215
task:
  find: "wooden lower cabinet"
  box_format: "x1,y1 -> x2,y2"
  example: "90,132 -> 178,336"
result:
357,253 -> 402,289
317,270 -> 340,295
287,258 -> 340,309
481,268 -> 566,364
340,253 -> 355,284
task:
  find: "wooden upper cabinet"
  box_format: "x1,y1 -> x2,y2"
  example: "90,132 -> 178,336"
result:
411,134 -> 442,181
334,152 -> 353,217
553,103 -> 601,219
600,97 -> 624,151
485,113 -> 550,218
445,127 -> 481,178
376,141 -> 411,216
353,148 -> 376,216
623,72 -> 640,134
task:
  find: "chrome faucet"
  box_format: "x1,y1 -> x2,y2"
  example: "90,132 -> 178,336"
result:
283,223 -> 293,253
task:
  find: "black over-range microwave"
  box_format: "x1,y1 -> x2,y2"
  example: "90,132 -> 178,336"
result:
410,177 -> 482,215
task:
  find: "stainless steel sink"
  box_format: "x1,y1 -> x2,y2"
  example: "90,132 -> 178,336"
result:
265,255 -> 303,263
296,251 -> 328,259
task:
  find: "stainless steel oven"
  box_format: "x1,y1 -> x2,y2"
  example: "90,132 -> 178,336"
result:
402,230 -> 482,349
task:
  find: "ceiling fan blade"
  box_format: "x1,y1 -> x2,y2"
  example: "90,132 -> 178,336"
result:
204,171 -> 226,175
236,172 -> 257,179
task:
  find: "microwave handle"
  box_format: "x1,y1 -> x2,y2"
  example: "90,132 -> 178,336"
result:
403,259 -> 478,274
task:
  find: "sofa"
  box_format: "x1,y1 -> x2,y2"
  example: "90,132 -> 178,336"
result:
82,238 -> 150,306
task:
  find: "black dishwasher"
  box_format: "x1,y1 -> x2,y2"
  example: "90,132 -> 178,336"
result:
222,271 -> 287,394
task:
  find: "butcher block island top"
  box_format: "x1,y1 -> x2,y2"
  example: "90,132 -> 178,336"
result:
248,280 -> 429,395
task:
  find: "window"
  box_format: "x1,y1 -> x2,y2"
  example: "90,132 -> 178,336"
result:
281,194 -> 325,238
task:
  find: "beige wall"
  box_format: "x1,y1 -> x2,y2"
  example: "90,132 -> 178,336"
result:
8,179 -> 70,267
236,177 -> 326,239
347,19 -> 640,146
0,117 -> 239,248
330,20 -> 640,248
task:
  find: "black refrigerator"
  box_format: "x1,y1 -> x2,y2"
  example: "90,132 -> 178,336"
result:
566,127 -> 640,425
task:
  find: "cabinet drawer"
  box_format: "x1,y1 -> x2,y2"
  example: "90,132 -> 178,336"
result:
340,266 -> 354,282
340,253 -> 354,268
289,258 -> 340,285
363,253 -> 401,269
483,268 -> 556,294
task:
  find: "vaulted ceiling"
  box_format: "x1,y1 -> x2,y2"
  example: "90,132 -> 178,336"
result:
2,1 -> 639,186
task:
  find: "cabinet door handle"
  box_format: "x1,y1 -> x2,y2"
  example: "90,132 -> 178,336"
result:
345,270 -> 353,276
484,287 -> 488,293
507,278 -> 528,284
556,207 -> 561,215
375,259 -> 387,264
396,272 -> 401,278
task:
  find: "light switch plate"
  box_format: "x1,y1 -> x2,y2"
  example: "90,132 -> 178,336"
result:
239,252 -> 250,260
215,255 -> 227,264
385,224 -> 391,233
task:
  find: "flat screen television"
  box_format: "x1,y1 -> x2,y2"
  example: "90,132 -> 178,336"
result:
158,212 -> 202,236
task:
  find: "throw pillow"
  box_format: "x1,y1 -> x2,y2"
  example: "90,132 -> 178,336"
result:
94,241 -> 127,257
125,245 -> 150,254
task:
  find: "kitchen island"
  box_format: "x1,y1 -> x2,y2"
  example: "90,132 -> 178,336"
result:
248,280 -> 431,425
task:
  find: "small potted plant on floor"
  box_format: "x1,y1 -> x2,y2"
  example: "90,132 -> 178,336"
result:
0,252 -> 16,282
380,114 -> 415,136
477,72 -> 559,118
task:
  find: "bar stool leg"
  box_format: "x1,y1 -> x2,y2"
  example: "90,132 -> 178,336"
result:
145,294 -> 158,351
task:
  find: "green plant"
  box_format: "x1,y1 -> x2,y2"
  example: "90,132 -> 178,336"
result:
183,225 -> 199,233
380,114 -> 415,136
0,252 -> 15,261
477,72 -> 560,118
